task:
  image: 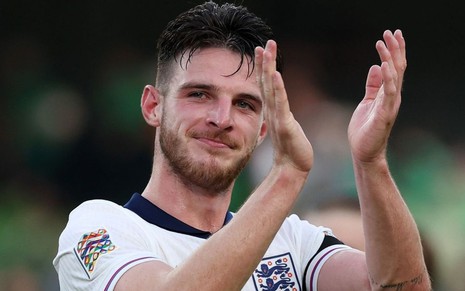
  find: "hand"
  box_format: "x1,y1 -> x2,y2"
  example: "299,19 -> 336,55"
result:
255,40 -> 313,173
348,30 -> 407,164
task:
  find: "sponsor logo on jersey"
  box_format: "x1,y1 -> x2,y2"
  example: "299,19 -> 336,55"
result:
252,252 -> 300,291
74,228 -> 116,278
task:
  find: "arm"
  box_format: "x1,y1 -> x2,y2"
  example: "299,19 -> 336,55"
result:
116,41 -> 313,290
318,30 -> 431,290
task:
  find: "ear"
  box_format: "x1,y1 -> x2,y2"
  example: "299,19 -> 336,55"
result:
256,121 -> 267,146
141,85 -> 162,127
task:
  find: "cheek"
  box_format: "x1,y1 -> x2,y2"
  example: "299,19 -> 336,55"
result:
160,112 -> 181,141
162,103 -> 186,129
167,111 -> 202,140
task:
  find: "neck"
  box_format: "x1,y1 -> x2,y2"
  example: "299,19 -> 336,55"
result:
141,160 -> 234,234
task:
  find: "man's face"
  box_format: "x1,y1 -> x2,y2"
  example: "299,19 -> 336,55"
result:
157,48 -> 266,193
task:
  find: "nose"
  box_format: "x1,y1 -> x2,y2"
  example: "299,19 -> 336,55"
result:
206,98 -> 233,130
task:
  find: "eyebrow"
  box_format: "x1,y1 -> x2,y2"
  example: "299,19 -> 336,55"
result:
179,82 -> 262,105
179,82 -> 215,92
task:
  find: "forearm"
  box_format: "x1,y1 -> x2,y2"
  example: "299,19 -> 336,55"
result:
353,158 -> 431,290
168,165 -> 308,290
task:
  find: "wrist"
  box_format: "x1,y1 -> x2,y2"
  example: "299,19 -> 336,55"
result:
352,153 -> 389,172
270,163 -> 310,183
262,164 -> 309,201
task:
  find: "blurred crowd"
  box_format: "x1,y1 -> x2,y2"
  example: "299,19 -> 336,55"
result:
2,3 -> 465,291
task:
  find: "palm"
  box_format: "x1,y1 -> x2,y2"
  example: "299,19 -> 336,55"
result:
256,41 -> 313,173
348,30 -> 406,163
348,81 -> 398,162
269,111 -> 313,172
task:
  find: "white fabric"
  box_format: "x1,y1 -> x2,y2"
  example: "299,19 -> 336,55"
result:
53,199 -> 350,290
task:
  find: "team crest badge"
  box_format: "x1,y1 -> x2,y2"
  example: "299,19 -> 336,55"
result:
74,228 -> 116,278
252,252 -> 301,291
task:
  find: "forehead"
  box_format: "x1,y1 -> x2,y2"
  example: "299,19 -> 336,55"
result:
170,48 -> 260,96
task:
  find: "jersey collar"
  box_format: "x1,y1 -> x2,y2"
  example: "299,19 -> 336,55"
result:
124,193 -> 233,239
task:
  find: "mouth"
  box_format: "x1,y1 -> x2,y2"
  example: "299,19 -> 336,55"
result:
191,132 -> 236,149
196,137 -> 233,149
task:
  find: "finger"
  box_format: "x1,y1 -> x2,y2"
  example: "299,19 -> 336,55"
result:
377,33 -> 397,77
262,40 -> 278,114
375,41 -> 397,106
383,30 -> 402,70
380,61 -> 397,99
394,29 -> 407,86
263,40 -> 277,69
376,37 -> 399,96
382,30 -> 407,87
255,46 -> 268,119
272,71 -> 291,121
254,46 -> 264,85
379,31 -> 405,110
393,29 -> 407,75
364,65 -> 383,101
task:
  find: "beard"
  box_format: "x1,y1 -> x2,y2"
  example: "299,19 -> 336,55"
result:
158,115 -> 256,193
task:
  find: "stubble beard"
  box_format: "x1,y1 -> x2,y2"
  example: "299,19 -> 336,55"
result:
158,117 -> 255,193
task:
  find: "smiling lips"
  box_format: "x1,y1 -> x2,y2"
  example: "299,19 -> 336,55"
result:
191,131 -> 237,149
196,137 -> 233,149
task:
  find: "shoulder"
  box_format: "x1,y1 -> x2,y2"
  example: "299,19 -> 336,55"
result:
57,199 -> 149,251
70,199 -> 123,215
279,214 -> 352,262
270,214 -> 338,258
67,199 -> 142,224
54,199 -> 160,290
280,214 -> 331,239
61,199 -> 149,237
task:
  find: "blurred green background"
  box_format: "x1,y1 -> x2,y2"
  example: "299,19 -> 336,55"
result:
1,0 -> 464,290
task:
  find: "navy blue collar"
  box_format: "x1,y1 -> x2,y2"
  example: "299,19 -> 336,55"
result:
124,193 -> 233,239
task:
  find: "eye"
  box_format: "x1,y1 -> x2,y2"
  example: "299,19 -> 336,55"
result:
236,100 -> 254,111
188,91 -> 206,98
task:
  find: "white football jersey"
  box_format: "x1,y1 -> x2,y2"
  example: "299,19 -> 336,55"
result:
53,193 -> 350,290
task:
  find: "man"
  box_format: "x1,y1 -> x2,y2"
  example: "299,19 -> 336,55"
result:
53,2 -> 431,290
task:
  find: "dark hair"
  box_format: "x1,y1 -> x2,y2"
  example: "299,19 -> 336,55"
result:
155,1 -> 282,92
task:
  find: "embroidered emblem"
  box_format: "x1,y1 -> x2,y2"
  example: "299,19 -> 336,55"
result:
74,228 -> 116,277
252,252 -> 301,291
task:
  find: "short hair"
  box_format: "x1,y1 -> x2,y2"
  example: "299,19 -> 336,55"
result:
155,1 -> 282,93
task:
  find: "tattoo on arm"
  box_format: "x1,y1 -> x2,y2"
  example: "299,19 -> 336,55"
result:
371,273 -> 427,291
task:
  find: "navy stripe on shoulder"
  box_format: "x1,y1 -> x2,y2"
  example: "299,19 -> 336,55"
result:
303,235 -> 345,291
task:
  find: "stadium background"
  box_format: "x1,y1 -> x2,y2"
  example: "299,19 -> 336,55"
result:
1,0 -> 464,290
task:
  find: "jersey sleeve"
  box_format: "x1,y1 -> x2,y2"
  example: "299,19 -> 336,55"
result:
303,235 -> 352,291
284,214 -> 353,291
53,200 -> 160,291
